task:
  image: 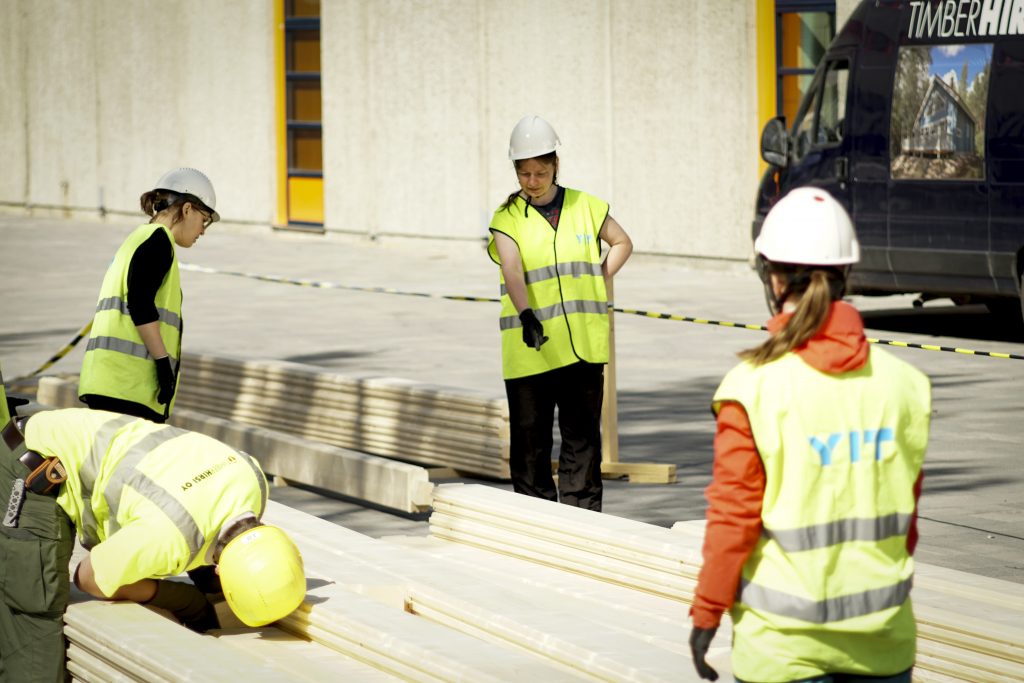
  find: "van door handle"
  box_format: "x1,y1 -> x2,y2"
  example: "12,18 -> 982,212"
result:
835,157 -> 849,181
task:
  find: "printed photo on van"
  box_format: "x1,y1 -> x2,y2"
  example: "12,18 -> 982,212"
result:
890,43 -> 992,181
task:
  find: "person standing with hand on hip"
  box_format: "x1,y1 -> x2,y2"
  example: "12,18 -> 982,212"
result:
487,115 -> 632,512
79,168 -> 219,423
687,187 -> 930,683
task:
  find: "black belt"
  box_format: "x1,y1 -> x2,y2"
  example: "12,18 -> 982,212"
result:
2,418 -> 65,495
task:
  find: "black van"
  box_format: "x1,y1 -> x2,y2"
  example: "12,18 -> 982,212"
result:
756,0 -> 1024,320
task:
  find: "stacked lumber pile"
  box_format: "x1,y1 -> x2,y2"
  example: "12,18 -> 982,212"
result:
430,481 -> 704,602
58,488 -> 1022,682
65,499 -> 724,682
175,352 -> 511,479
430,485 -> 1024,683
34,376 -> 434,514
65,601 -> 399,682
265,500 -> 719,681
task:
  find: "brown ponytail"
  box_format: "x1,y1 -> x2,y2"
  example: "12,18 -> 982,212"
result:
740,269 -> 836,365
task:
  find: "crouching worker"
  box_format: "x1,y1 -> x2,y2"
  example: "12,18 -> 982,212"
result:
0,407 -> 306,683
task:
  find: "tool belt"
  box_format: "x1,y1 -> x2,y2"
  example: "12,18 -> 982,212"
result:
2,418 -> 67,495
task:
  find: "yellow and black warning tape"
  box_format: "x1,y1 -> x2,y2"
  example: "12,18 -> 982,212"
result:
180,264 -> 501,304
180,263 -> 1024,361
15,264 -> 1023,377
23,321 -> 93,377
612,307 -> 1024,360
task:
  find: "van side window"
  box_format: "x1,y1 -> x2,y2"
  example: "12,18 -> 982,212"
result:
890,43 -> 992,181
792,59 -> 849,161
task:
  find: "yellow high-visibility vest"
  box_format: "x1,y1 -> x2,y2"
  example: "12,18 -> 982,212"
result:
0,363 -> 10,426
79,224 -> 183,415
488,189 -> 609,380
712,347 -> 930,682
26,408 -> 267,597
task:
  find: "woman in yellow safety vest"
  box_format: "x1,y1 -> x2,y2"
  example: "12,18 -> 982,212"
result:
79,168 -> 219,423
688,188 -> 930,682
487,115 -> 633,511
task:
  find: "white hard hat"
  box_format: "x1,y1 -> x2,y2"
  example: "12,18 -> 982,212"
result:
508,115 -> 561,161
755,187 -> 859,266
153,167 -> 219,223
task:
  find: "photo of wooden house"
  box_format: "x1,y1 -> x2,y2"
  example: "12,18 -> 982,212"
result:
902,74 -> 978,157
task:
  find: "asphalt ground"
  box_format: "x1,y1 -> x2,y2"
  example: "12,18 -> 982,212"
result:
2,209 -> 1022,585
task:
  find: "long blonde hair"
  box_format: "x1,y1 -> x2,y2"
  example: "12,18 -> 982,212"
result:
740,268 -> 839,365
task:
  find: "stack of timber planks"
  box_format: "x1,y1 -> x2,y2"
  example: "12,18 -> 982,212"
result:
174,352 -> 511,479
34,376 -> 434,514
264,500 -> 725,681
64,499 -> 728,682
57,490 -> 1022,682
430,484 -> 1024,683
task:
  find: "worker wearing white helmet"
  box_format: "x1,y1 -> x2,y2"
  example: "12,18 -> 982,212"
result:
79,168 -> 219,424
687,187 -> 931,682
0,408 -> 305,682
487,115 -> 633,511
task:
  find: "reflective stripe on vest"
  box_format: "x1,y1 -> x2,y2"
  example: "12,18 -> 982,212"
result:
79,414 -> 137,549
102,428 -> 198,556
499,299 -> 609,330
499,261 -> 604,296
764,512 -> 912,553
737,575 -> 914,625
96,296 -> 182,330
84,336 -> 179,368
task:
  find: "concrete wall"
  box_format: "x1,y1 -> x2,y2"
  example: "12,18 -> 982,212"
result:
4,0 -> 761,261
322,0 -> 760,259
0,0 -> 275,224
836,0 -> 860,30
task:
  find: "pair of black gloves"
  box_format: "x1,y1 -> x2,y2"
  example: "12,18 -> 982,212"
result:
144,566 -> 223,633
154,356 -> 176,405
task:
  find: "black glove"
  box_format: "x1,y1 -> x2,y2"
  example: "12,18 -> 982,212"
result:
689,626 -> 719,681
154,356 -> 176,405
145,579 -> 220,633
519,308 -> 548,350
6,393 -> 30,418
187,565 -> 223,595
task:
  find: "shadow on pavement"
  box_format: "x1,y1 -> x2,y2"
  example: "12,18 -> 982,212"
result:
860,304 -> 1024,344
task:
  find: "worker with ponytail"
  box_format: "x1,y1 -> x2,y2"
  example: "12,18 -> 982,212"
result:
687,187 -> 931,683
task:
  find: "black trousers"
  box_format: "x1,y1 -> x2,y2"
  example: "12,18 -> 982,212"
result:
80,394 -> 165,423
505,362 -> 604,511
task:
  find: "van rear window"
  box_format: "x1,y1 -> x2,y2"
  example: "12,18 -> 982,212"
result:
891,43 -> 993,181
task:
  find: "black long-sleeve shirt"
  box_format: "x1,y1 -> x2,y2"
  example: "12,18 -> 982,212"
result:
126,229 -> 174,325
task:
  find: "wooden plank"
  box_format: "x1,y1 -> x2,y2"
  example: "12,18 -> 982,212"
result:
170,409 -> 435,514
215,627 -> 402,681
600,461 -> 677,484
35,378 -> 437,513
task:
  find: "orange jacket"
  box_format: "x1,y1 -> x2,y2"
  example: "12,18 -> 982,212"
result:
690,302 -> 924,629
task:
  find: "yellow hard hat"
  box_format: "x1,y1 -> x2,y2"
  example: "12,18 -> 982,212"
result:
219,525 -> 305,627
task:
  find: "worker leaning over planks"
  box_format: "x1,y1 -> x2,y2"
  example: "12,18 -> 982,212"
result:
0,406 -> 306,682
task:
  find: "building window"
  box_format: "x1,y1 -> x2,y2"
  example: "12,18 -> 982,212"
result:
277,0 -> 323,228
776,1 -> 835,128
